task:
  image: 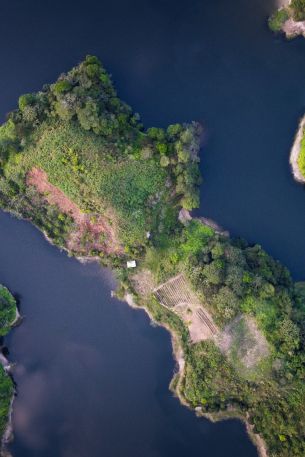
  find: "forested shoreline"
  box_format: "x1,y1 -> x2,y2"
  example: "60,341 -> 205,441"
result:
0,286 -> 17,450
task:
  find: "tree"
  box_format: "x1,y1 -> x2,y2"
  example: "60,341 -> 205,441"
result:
276,318 -> 300,353
224,264 -> 245,296
203,260 -> 225,285
18,93 -> 35,111
84,55 -> 101,66
160,155 -> 170,167
212,286 -> 240,322
167,123 -> 182,138
86,63 -> 102,79
177,147 -> 190,163
180,192 -> 199,210
53,79 -> 72,95
211,242 -> 224,259
147,127 -> 165,141
156,142 -> 168,155
77,100 -> 100,132
54,100 -> 74,121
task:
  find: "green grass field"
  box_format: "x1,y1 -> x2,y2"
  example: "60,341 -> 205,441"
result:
4,120 -> 170,245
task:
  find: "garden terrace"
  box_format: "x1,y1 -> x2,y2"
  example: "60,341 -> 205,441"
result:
154,274 -> 218,342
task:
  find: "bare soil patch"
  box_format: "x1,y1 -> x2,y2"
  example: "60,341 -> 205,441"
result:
283,17 -> 305,38
216,315 -> 270,372
27,167 -> 123,255
154,274 -> 218,342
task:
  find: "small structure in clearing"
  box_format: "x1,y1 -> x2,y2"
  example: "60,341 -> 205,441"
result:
127,260 -> 137,269
153,274 -> 218,342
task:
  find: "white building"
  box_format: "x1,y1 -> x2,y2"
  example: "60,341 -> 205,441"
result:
127,260 -> 137,268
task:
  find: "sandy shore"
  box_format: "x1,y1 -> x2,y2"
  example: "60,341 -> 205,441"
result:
289,115 -> 305,184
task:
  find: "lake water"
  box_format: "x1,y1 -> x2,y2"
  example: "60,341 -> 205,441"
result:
1,0 -> 305,455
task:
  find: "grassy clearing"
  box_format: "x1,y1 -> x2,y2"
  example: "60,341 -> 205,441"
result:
5,120 -> 168,245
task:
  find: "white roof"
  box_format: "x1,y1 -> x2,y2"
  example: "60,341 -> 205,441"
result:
127,260 -> 137,268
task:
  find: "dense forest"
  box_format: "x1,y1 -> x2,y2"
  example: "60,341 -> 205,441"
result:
0,57 -> 304,457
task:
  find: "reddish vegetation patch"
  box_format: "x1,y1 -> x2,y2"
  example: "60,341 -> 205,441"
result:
27,167 -> 123,255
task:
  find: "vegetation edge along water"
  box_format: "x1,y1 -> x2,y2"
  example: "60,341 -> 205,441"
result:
0,286 -> 18,454
269,0 -> 305,38
288,115 -> 305,183
0,56 -> 304,457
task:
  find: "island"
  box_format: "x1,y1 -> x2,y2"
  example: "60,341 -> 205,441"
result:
269,0 -> 305,38
0,286 -> 18,450
0,57 -> 304,457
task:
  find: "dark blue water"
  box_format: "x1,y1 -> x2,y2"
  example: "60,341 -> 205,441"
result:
1,0 -> 305,455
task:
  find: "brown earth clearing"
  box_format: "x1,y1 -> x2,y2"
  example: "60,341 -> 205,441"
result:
26,167 -> 123,255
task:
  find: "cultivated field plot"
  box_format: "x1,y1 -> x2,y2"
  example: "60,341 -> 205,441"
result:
154,274 -> 218,342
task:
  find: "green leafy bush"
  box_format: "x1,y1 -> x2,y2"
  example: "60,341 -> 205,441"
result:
53,79 -> 72,95
0,286 -> 16,336
268,9 -> 289,32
